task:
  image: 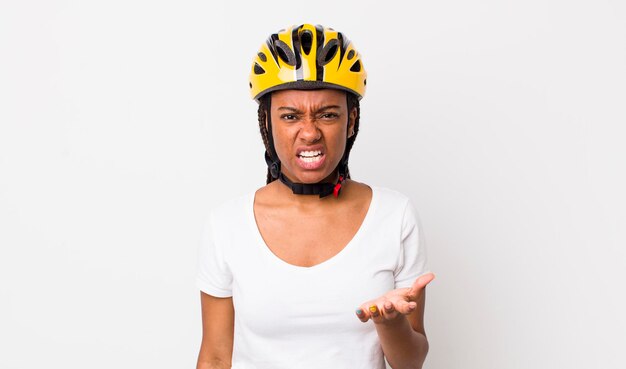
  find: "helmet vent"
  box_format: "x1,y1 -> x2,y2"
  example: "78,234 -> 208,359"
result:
300,30 -> 313,55
257,52 -> 267,62
317,39 -> 338,66
275,40 -> 296,66
254,63 -> 265,75
349,60 -> 362,72
347,50 -> 355,60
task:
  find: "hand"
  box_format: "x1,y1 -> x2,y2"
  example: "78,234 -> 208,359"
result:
355,272 -> 435,324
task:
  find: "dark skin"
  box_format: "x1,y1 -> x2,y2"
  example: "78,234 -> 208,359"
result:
197,89 -> 434,369
255,89 -> 367,268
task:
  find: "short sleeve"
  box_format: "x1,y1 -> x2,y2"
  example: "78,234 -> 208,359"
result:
393,199 -> 428,289
196,213 -> 233,297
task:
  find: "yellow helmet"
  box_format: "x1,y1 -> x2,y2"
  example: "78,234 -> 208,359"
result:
249,24 -> 367,101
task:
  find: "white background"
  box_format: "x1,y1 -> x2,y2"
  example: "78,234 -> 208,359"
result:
1,0 -> 625,368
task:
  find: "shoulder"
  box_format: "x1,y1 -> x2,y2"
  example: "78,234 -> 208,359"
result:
365,185 -> 418,228
370,185 -> 412,207
342,180 -> 412,208
252,181 -> 282,208
205,190 -> 254,227
342,182 -> 412,222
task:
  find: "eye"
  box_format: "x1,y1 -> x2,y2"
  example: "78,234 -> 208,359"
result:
320,112 -> 339,120
280,114 -> 299,121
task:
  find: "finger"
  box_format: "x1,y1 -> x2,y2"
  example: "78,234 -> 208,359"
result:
393,299 -> 418,315
408,272 -> 436,298
369,304 -> 381,318
368,304 -> 385,324
383,301 -> 394,314
355,307 -> 369,323
382,301 -> 399,321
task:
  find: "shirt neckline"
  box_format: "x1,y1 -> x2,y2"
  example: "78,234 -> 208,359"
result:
248,185 -> 379,272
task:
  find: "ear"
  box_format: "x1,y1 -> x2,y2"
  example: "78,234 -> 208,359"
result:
348,107 -> 357,137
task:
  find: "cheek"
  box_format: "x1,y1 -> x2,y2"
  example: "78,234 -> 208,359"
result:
335,140 -> 348,158
270,128 -> 295,158
330,129 -> 349,151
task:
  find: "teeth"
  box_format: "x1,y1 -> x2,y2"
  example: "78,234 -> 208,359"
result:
301,156 -> 322,163
299,150 -> 322,158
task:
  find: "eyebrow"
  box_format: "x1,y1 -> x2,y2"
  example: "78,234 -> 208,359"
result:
277,105 -> 342,114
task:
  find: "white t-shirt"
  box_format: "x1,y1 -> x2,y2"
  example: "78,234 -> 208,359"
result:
196,186 -> 428,369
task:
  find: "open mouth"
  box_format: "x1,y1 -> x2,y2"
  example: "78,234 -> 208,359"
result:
297,150 -> 323,163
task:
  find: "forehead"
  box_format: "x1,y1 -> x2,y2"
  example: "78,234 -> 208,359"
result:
271,89 -> 347,109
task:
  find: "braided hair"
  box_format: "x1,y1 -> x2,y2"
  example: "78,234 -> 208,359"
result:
257,92 -> 361,184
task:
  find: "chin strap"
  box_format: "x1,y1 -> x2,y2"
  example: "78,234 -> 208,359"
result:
265,151 -> 348,198
278,172 -> 345,198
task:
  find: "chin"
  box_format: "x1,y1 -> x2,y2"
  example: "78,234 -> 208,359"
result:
295,169 -> 338,184
292,173 -> 324,184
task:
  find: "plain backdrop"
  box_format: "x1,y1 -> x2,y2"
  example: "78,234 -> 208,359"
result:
1,0 -> 625,368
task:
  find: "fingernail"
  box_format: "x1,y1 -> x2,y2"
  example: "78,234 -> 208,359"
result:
384,302 -> 393,311
408,302 -> 417,310
369,305 -> 380,317
355,308 -> 363,316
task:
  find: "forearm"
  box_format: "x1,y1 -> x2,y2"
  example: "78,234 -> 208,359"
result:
196,339 -> 232,369
198,294 -> 234,369
196,358 -> 231,369
375,316 -> 429,369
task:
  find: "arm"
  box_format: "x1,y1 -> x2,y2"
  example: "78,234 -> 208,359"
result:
374,288 -> 428,369
196,292 -> 234,369
356,273 -> 434,369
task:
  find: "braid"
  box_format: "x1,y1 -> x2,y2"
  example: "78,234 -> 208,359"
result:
343,93 -> 361,179
257,92 -> 361,185
257,95 -> 275,184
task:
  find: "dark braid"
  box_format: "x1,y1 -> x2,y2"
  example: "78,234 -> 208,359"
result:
257,92 -> 361,184
343,93 -> 360,179
257,94 -> 274,184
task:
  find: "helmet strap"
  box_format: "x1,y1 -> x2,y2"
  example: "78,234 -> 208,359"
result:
264,150 -> 281,179
278,169 -> 346,198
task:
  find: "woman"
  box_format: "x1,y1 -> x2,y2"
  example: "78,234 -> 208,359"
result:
197,24 -> 435,369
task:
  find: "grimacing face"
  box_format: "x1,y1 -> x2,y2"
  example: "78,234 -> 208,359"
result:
269,89 -> 357,184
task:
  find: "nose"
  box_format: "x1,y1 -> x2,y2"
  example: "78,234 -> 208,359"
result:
299,117 -> 321,142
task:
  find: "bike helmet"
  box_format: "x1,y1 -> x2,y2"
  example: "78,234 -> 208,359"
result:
249,24 -> 367,101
